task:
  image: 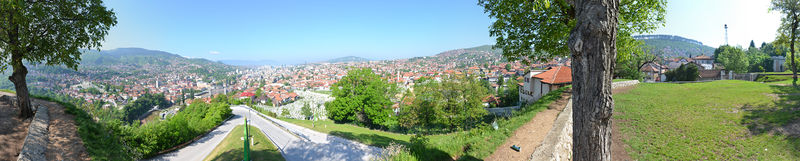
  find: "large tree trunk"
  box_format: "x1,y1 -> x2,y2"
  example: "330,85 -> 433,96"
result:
568,0 -> 619,160
791,16 -> 797,87
9,53 -> 32,119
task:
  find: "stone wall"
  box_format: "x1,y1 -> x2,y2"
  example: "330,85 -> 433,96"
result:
531,80 -> 639,161
611,80 -> 640,89
530,99 -> 572,161
17,104 -> 49,161
485,106 -> 520,117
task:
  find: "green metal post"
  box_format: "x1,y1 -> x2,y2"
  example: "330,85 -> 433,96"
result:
244,117 -> 250,161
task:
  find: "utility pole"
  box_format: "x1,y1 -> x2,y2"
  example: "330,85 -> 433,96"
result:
243,117 -> 250,161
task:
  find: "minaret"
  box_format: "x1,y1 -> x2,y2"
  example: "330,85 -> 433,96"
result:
724,24 -> 729,45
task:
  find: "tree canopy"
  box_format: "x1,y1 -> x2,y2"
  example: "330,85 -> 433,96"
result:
478,0 -> 666,64
771,0 -> 800,85
398,75 -> 489,133
714,45 -> 749,73
325,68 -> 397,129
0,0 -> 116,70
0,0 -> 116,118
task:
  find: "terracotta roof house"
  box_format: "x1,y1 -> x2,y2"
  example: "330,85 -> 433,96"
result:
519,66 -> 572,104
535,66 -> 572,85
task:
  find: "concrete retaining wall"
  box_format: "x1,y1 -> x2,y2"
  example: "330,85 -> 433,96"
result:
531,80 -> 640,161
17,104 -> 49,161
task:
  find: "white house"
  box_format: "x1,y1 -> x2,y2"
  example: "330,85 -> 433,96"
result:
519,66 -> 572,104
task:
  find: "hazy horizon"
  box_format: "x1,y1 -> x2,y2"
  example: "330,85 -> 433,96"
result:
100,0 -> 781,63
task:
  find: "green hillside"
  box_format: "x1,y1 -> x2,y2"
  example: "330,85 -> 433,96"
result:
0,48 -> 238,90
635,35 -> 715,58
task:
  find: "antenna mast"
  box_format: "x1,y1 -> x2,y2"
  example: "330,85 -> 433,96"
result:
724,24 -> 729,45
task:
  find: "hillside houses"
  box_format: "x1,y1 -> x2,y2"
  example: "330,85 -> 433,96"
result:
519,66 -> 572,103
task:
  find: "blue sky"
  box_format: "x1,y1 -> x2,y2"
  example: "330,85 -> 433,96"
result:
101,0 -> 781,62
651,0 -> 781,48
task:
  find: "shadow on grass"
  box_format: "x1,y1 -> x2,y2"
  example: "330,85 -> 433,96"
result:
740,85 -> 800,157
207,148 -> 284,161
743,85 -> 800,135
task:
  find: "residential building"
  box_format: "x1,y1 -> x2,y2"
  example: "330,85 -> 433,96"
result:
773,56 -> 786,72
519,66 -> 572,104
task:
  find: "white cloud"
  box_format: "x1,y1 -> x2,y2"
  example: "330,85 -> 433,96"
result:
209,51 -> 220,55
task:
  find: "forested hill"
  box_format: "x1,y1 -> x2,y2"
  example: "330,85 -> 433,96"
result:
11,48 -> 238,86
79,48 -> 226,67
634,34 -> 715,58
435,45 -> 502,58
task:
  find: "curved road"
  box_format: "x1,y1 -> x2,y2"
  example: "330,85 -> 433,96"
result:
148,105 -> 383,161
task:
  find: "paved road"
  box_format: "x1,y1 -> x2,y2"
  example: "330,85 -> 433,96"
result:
149,105 -> 383,161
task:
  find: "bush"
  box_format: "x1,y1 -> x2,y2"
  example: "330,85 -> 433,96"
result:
665,63 -> 699,81
281,108 -> 290,117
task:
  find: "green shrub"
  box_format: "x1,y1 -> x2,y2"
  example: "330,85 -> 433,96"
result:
755,75 -> 791,82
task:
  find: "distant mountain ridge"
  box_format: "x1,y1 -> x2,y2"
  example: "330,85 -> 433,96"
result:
634,34 -> 715,58
80,47 -> 213,66
218,59 -> 281,66
326,56 -> 371,63
436,45 -> 502,58
633,34 -> 704,46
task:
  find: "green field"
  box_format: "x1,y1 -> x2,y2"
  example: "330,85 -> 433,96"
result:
614,80 -> 800,160
279,88 -> 566,160
204,125 -> 284,161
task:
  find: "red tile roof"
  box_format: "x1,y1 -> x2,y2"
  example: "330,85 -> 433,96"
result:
534,66 -> 572,84
693,55 -> 712,60
240,92 -> 255,97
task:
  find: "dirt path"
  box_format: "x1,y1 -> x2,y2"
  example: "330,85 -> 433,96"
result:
0,91 -> 89,161
0,93 -> 30,161
611,85 -> 637,161
485,92 -> 570,161
36,99 -> 90,161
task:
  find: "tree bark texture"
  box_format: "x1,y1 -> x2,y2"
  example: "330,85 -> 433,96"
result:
791,14 -> 797,87
568,0 -> 619,160
5,9 -> 34,119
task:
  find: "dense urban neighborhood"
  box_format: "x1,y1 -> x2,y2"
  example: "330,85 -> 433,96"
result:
2,0 -> 800,161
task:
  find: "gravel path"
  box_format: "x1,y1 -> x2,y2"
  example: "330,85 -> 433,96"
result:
485,92 -> 570,161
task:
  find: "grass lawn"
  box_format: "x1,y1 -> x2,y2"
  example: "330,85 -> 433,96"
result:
278,88 -> 566,160
614,80 -> 800,160
0,89 -> 15,93
204,125 -> 284,161
760,71 -> 793,74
